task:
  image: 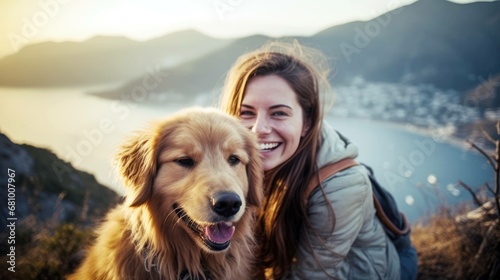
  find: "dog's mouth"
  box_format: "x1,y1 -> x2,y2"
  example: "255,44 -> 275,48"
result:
173,204 -> 235,252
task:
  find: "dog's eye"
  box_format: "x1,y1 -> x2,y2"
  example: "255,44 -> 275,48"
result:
228,155 -> 240,166
175,157 -> 195,167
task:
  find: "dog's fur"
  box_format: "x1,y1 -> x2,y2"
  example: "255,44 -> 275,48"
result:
68,107 -> 263,280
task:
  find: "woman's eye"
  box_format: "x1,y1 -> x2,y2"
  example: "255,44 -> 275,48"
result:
175,157 -> 195,167
228,155 -> 240,166
240,110 -> 254,117
272,111 -> 287,117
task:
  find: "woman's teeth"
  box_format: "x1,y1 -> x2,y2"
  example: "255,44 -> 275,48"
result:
259,143 -> 279,151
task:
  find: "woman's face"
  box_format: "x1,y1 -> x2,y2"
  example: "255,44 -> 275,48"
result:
240,75 -> 308,171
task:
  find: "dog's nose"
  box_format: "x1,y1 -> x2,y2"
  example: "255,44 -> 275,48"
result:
211,192 -> 242,217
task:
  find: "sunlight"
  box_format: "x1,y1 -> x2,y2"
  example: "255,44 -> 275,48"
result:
446,184 -> 461,196
405,195 -> 415,206
427,174 -> 438,185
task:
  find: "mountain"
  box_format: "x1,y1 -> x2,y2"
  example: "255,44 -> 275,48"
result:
1,0 -> 499,107
0,29 -> 232,87
94,0 -> 500,105
307,0 -> 500,91
0,132 -> 118,230
91,34 -> 272,101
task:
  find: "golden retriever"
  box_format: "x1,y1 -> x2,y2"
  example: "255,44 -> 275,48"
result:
68,107 -> 263,280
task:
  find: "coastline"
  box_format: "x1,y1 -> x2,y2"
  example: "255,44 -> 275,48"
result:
326,116 -> 481,154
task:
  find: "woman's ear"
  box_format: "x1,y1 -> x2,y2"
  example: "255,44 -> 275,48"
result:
115,131 -> 157,207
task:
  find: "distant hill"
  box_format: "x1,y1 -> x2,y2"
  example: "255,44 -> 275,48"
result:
93,0 -> 500,105
91,34 -> 272,101
1,0 -> 499,109
307,0 -> 500,91
0,132 -> 118,231
0,29 -> 233,87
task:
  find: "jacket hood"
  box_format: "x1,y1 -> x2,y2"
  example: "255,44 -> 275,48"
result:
317,121 -> 359,168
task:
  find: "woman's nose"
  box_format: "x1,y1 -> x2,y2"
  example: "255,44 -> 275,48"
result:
251,115 -> 271,135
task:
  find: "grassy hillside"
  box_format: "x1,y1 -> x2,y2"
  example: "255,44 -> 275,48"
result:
0,133 -> 119,279
413,204 -> 499,279
413,124 -> 500,279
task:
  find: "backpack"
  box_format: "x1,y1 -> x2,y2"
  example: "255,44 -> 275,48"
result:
305,158 -> 418,280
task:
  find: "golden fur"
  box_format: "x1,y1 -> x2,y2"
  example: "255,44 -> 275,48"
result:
68,107 -> 263,280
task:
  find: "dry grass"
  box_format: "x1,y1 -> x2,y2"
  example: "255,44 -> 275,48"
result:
412,206 -> 500,279
413,120 -> 500,279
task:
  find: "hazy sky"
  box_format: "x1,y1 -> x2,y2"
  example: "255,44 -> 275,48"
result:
0,0 -> 493,58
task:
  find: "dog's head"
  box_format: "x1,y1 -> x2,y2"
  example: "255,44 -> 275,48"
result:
115,107 -> 263,253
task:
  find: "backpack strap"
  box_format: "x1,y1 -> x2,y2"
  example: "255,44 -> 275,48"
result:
305,158 -> 358,201
373,196 -> 411,236
305,158 -> 410,237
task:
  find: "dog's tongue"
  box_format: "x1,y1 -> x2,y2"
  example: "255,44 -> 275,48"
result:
205,222 -> 235,244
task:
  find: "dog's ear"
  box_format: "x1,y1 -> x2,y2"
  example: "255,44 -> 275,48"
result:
115,130 -> 157,207
243,131 -> 264,209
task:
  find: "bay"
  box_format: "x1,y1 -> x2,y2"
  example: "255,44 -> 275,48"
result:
0,87 -> 493,223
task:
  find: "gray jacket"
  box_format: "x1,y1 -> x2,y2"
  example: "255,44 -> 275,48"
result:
289,122 -> 400,279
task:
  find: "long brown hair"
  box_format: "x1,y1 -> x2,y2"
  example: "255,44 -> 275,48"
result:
220,41 -> 333,278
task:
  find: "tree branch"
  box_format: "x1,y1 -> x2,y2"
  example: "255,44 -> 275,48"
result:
467,140 -> 496,171
480,125 -> 496,144
457,180 -> 485,207
483,182 -> 495,197
494,138 -> 500,218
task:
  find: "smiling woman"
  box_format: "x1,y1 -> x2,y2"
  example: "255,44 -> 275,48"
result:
219,41 -> 416,279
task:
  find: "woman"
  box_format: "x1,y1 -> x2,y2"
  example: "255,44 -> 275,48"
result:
219,42 -> 404,279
